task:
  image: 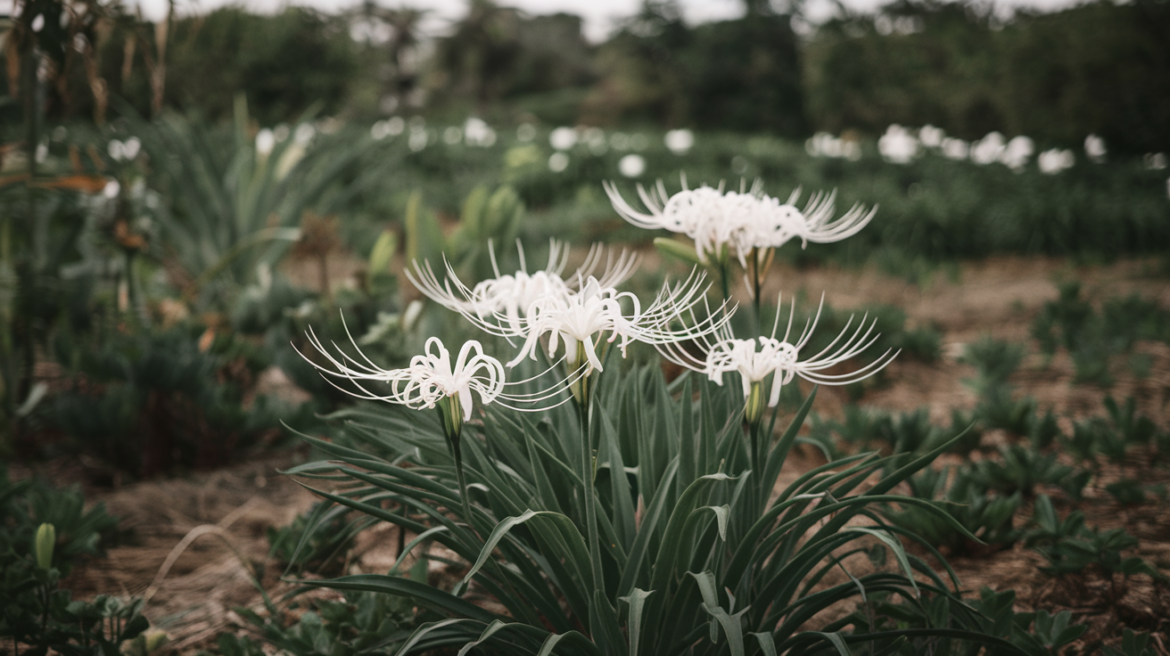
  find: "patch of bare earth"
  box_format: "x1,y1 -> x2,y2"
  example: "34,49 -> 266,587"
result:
47,255 -> 1170,653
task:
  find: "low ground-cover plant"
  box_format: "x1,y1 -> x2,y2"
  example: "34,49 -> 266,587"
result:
50,326 -> 296,476
0,472 -> 159,655
884,466 -> 1022,556
267,501 -> 372,576
218,588 -> 416,656
1026,496 -> 1159,583
1032,282 -> 1170,386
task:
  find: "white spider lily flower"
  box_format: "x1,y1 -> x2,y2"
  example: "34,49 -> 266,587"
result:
510,271 -> 731,375
662,294 -> 897,423
301,331 -> 581,427
604,177 -> 876,268
305,333 -> 503,422
406,240 -> 639,338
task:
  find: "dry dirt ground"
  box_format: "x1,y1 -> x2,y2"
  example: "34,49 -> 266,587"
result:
22,255 -> 1170,653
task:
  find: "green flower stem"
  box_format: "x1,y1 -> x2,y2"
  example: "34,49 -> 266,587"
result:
437,397 -> 477,539
746,382 -> 767,514
749,248 -> 765,334
572,342 -> 606,609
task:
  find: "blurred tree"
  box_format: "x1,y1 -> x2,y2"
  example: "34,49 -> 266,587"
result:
1,0 -> 120,124
999,0 -> 1170,153
682,14 -> 808,136
582,1 -> 691,126
103,7 -> 360,124
585,0 -> 807,135
429,0 -> 522,112
803,0 -> 1170,152
349,2 -> 425,114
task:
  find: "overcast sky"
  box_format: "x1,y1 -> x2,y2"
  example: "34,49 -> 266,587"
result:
136,0 -> 1090,42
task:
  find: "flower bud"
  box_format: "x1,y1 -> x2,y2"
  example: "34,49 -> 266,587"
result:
745,381 -> 766,427
35,523 -> 55,570
439,394 -> 463,442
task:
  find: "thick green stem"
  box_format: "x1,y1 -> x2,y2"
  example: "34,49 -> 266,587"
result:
575,379 -> 605,604
451,437 -> 475,537
749,248 -> 763,334
437,398 -> 477,538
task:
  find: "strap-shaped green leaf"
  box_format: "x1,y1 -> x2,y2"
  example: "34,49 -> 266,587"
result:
456,620 -> 508,656
688,571 -> 745,656
749,631 -> 778,656
617,459 -> 679,596
844,527 -> 919,597
299,575 -> 500,623
589,591 -> 627,656
619,589 -> 654,656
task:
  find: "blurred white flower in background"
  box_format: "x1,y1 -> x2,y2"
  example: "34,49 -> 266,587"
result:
619,154 -> 646,178
805,132 -> 861,160
970,132 -> 1005,165
1000,136 -> 1034,172
550,127 -> 578,151
370,120 -> 392,140
610,132 -> 630,150
464,117 -> 496,147
408,130 -> 428,152
386,116 -> 405,136
35,144 -> 48,163
1142,152 -> 1165,170
316,118 -> 340,135
1038,148 -> 1075,174
918,125 -> 945,149
878,125 -> 918,164
1084,134 -> 1106,163
294,123 -> 315,145
548,152 -> 570,173
108,140 -> 125,161
583,127 -> 607,155
941,137 -> 969,160
103,179 -> 120,198
516,123 -> 536,142
665,129 -> 695,155
255,128 -> 275,156
123,137 -> 141,160
31,14 -> 44,32
273,124 -> 290,142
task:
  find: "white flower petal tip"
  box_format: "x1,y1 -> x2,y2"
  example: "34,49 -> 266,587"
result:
603,177 -> 876,265
660,293 -> 897,407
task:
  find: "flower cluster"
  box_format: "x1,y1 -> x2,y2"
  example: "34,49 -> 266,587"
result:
305,175 -> 893,432
604,178 -> 876,268
410,242 -> 728,377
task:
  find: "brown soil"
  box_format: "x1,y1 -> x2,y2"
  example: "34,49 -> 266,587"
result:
21,254 -> 1170,653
